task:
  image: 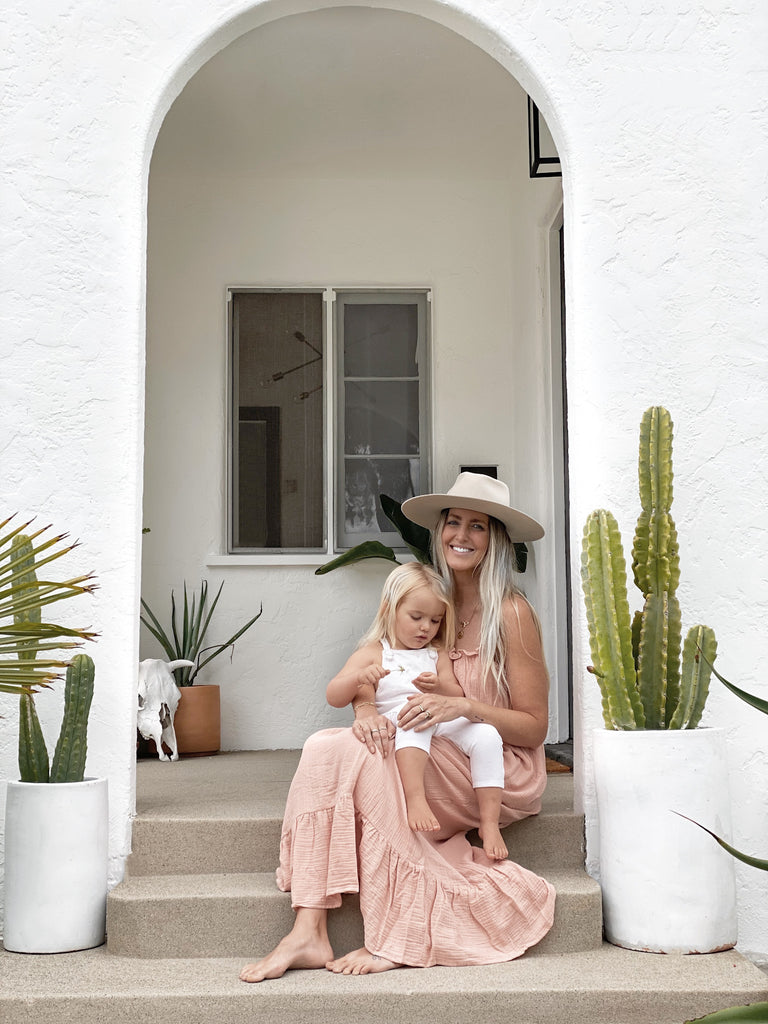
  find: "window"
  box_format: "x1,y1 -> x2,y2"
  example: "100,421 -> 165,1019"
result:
229,288 -> 430,554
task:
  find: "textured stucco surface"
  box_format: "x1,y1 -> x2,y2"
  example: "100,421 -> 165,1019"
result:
1,0 -> 767,953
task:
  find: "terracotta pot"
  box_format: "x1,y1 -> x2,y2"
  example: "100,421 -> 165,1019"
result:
593,727 -> 737,954
173,683 -> 221,756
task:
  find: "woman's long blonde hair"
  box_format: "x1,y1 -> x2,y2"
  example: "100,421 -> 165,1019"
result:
358,562 -> 456,650
431,510 -> 544,701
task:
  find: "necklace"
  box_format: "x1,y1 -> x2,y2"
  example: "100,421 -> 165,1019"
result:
456,604 -> 478,640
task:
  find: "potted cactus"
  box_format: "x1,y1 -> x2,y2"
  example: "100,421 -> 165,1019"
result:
581,407 -> 737,954
1,517 -> 107,953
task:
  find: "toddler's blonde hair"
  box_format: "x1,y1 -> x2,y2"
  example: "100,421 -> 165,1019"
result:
359,562 -> 455,650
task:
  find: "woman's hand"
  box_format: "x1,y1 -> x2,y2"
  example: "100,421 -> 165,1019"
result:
397,692 -> 469,732
351,710 -> 396,756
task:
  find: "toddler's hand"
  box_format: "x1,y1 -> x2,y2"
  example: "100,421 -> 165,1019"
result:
413,671 -> 439,692
358,664 -> 389,689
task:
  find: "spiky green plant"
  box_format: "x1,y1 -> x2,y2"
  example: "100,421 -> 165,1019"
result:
1,515 -> 98,782
581,407 -> 717,730
140,580 -> 262,686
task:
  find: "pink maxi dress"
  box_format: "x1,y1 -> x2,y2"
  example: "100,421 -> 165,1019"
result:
276,649 -> 556,967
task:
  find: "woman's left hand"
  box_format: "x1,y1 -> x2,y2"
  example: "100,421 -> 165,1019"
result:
397,692 -> 468,731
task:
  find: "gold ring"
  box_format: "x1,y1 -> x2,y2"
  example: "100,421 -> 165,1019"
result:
418,704 -> 425,713
424,710 -> 432,720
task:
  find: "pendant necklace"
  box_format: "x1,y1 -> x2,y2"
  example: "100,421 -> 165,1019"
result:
456,605 -> 478,640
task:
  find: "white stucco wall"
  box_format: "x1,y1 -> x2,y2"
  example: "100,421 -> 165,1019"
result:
2,0 -> 766,955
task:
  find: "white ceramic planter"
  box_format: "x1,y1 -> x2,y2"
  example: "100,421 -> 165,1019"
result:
3,777 -> 108,953
593,727 -> 737,954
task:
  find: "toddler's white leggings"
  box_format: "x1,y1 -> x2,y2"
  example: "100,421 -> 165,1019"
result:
383,709 -> 504,789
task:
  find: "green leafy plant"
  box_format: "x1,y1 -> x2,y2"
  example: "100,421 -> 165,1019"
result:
681,659 -> 768,872
686,1006 -> 768,1023
315,493 -> 528,575
1,515 -> 98,783
678,660 -> 768,1022
140,580 -> 262,686
581,406 -> 717,729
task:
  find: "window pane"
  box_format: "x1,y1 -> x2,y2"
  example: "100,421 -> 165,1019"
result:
344,304 -> 418,377
344,458 -> 421,536
344,381 -> 419,455
232,291 -> 324,550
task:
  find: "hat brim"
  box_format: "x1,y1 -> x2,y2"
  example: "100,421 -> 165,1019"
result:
401,493 -> 544,542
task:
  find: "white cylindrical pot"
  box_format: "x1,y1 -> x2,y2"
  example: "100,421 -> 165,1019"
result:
593,728 -> 737,954
3,777 -> 108,953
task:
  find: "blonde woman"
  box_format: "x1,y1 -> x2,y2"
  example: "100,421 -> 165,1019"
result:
240,473 -> 553,982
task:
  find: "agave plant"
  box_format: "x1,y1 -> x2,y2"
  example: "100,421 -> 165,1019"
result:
681,659 -> 768,872
686,1004 -> 768,1023
315,493 -> 528,575
140,579 -> 262,686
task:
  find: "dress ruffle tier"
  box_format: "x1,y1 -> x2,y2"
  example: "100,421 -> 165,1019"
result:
275,650 -> 556,967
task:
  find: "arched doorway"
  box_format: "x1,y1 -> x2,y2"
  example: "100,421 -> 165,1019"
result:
141,5 -> 568,750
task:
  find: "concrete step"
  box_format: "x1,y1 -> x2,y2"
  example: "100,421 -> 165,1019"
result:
107,867 -> 602,959
128,752 -> 584,876
2,943 -> 766,1024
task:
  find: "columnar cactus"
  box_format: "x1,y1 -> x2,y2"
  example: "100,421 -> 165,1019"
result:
50,654 -> 95,783
581,407 -> 717,730
13,534 -> 51,782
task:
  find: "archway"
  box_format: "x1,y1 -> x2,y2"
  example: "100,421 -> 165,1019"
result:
141,4 -> 569,751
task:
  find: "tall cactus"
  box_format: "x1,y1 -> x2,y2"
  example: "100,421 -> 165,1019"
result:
13,534 -> 51,782
50,654 -> 95,783
581,407 -> 717,730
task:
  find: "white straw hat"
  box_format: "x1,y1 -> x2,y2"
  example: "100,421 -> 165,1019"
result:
401,472 -> 544,542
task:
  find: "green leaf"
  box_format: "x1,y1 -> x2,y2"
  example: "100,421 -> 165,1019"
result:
379,494 -> 432,563
675,814 -> 768,872
196,604 -> 263,674
314,542 -> 400,575
706,657 -> 768,717
685,1002 -> 768,1023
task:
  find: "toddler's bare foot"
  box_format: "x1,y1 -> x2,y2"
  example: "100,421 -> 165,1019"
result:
326,947 -> 402,975
240,931 -> 334,983
405,794 -> 440,832
479,822 -> 508,861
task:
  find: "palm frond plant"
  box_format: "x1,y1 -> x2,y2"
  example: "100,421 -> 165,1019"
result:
0,514 -> 98,783
140,579 -> 262,686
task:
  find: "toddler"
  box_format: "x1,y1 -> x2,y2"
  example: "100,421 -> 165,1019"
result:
327,563 -> 508,860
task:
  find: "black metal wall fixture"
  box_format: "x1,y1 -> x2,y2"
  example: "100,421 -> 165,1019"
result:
528,97 -> 562,178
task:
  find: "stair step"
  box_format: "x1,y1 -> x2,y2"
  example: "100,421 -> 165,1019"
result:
107,868 -> 602,958
128,756 -> 583,877
2,944 -> 766,1024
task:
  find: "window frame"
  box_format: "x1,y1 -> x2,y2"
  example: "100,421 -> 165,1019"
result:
333,288 -> 431,552
226,285 -> 431,558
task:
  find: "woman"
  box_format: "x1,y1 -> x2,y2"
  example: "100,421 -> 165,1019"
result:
240,472 -> 555,982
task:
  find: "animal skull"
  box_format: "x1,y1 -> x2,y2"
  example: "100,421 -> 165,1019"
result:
137,659 -> 195,761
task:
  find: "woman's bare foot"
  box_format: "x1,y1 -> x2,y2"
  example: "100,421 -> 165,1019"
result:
405,794 -> 440,832
326,947 -> 402,975
240,931 -> 334,983
479,822 -> 508,860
